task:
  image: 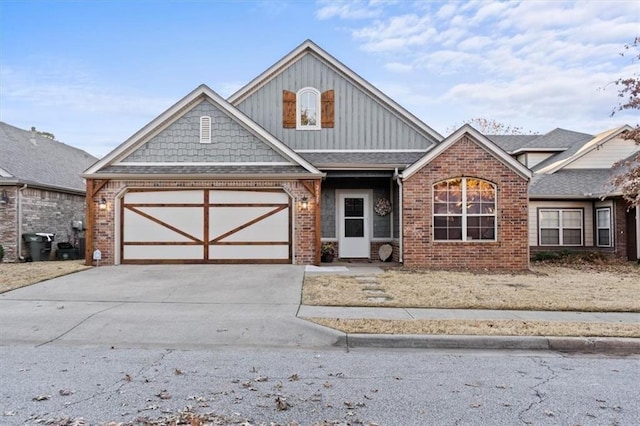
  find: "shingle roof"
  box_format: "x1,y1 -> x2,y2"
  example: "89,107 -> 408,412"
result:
0,122 -> 97,192
95,164 -> 309,176
529,169 -> 612,198
523,128 -> 592,151
486,135 -> 539,153
299,151 -> 426,168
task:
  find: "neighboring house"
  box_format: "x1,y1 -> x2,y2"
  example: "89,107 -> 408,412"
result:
490,126 -> 640,261
0,122 -> 98,262
82,40 -> 531,269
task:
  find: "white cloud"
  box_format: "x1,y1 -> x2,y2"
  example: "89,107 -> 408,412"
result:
384,62 -> 413,73
318,0 -> 639,132
316,0 -> 383,20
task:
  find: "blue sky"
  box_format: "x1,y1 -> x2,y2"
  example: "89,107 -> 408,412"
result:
1,0 -> 638,158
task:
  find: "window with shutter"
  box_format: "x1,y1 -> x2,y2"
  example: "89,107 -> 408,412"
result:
283,90 -> 296,128
321,90 -> 334,128
200,116 -> 211,144
296,87 -> 321,130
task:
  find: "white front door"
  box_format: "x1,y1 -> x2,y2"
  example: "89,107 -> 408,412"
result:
338,191 -> 370,258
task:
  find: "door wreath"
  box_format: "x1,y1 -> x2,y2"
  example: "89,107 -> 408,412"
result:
374,197 -> 392,216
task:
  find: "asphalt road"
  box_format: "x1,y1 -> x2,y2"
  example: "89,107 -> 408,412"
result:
1,346 -> 638,425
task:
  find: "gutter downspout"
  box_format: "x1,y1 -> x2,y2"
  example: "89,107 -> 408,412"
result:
393,168 -> 403,263
18,184 -> 27,260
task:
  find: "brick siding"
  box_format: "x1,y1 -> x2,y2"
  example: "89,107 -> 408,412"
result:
402,136 -> 530,270
0,186 -> 86,262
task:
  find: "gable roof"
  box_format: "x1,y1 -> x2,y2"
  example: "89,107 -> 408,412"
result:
84,84 -> 322,177
535,125 -> 633,174
401,124 -> 532,180
486,134 -> 540,153
0,121 -> 97,193
227,39 -> 443,144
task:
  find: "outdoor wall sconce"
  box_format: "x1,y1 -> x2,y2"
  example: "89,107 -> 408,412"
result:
300,196 -> 309,210
98,198 -> 107,210
0,189 -> 8,205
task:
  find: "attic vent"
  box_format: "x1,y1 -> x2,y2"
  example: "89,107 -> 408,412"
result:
200,116 -> 211,144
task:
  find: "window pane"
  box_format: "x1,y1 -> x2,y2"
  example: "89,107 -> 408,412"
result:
540,211 -> 559,228
344,198 -> 363,217
299,91 -> 318,126
562,211 -> 582,228
563,229 -> 582,245
434,216 -> 462,240
598,229 -> 610,246
597,209 -> 610,228
434,202 -> 448,214
345,219 -> 364,237
541,229 -> 559,245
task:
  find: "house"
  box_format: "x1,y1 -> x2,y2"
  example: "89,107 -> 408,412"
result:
0,122 -> 98,262
490,126 -> 640,262
82,40 -> 532,270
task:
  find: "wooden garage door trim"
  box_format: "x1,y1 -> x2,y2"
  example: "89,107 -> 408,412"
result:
120,188 -> 292,264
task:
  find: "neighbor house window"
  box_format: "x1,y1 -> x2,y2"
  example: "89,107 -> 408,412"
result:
200,116 -> 211,144
539,209 -> 583,246
296,87 -> 321,130
596,207 -> 612,247
433,178 -> 496,241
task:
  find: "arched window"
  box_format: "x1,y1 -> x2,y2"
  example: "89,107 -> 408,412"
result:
433,178 -> 496,241
296,87 -> 321,130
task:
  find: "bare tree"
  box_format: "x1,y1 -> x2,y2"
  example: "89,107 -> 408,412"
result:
446,118 -> 538,135
610,36 -> 640,205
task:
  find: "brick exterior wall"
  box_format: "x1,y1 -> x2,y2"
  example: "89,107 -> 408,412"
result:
0,186 -> 86,262
402,136 -> 530,270
89,179 -> 317,265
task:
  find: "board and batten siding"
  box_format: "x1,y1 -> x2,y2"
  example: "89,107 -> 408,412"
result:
528,200 -> 594,247
234,53 -> 437,151
565,137 -> 639,169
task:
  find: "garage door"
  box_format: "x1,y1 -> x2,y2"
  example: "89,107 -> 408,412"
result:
121,189 -> 291,263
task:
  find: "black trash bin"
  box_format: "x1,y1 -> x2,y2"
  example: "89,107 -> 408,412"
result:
56,242 -> 77,260
22,233 -> 54,261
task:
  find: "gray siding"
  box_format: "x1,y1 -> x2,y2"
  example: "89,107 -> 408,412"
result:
122,101 -> 289,163
235,53 -> 437,151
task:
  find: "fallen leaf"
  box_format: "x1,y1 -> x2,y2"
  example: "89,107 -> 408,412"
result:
465,382 -> 481,388
156,390 -> 171,400
124,374 -> 132,382
255,375 -> 268,382
275,396 -> 288,411
59,389 -> 75,396
323,381 -> 332,388
174,369 -> 183,375
32,395 -> 51,401
288,374 -> 299,381
545,410 -> 554,417
470,403 -> 481,408
3,411 -> 17,416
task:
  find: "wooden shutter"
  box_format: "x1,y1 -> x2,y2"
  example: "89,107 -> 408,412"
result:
321,90 -> 334,128
283,90 -> 296,128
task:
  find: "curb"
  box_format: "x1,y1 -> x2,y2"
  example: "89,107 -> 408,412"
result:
344,334 -> 640,354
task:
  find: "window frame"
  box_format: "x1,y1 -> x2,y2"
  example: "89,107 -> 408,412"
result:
432,178 -> 497,242
538,208 -> 584,246
296,87 -> 321,130
596,207 -> 612,247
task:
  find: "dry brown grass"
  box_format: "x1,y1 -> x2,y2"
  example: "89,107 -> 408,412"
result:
0,260 -> 91,293
308,317 -> 640,337
303,264 -> 640,312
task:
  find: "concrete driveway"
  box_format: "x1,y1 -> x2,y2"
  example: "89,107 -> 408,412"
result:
0,265 -> 342,350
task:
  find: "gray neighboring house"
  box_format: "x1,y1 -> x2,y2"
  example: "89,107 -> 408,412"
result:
489,126 -> 640,261
0,122 -> 98,262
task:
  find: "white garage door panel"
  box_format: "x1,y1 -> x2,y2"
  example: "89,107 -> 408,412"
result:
209,190 -> 287,203
209,245 -> 289,260
124,207 -> 203,242
124,245 -> 203,260
121,189 -> 291,263
126,190 -> 203,204
209,208 -> 288,242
